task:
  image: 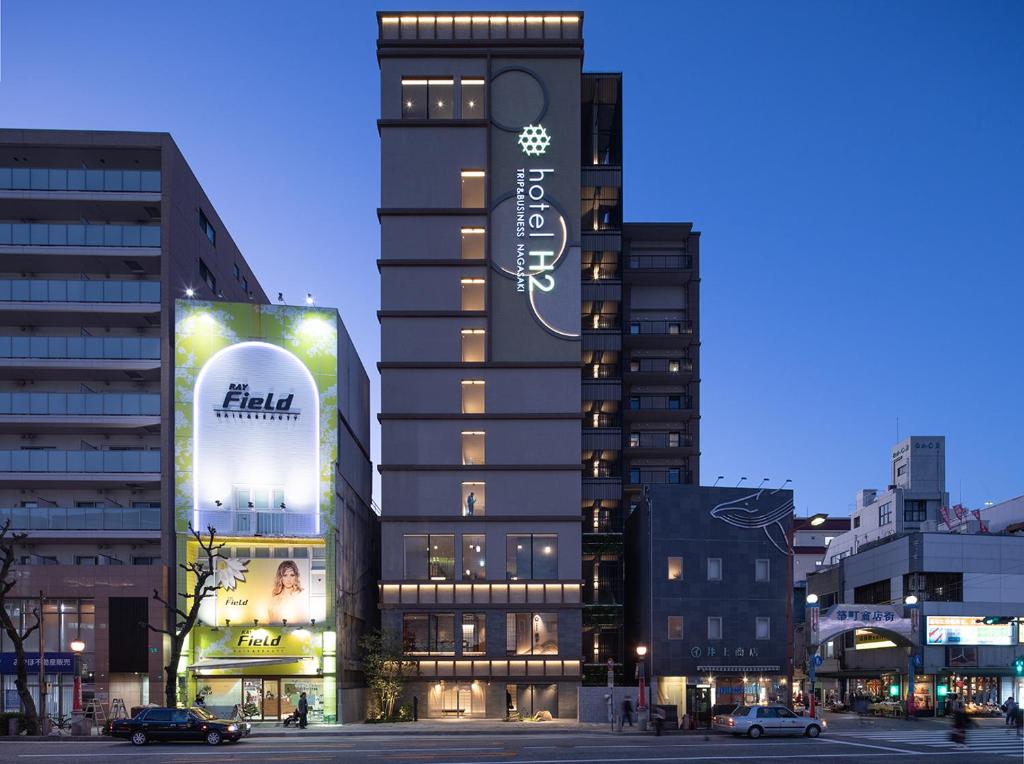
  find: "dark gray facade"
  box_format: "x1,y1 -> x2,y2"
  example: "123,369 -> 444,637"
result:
626,485 -> 794,723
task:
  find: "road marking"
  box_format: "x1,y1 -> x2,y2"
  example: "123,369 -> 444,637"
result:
818,736 -> 929,753
16,746 -> 507,759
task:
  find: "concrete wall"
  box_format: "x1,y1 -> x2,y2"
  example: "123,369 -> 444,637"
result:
578,686 -> 639,723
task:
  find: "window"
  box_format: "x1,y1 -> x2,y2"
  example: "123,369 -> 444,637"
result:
667,616 -> 684,640
755,558 -> 770,582
628,433 -> 640,447
461,78 -> 485,118
198,258 -> 216,293
75,556 -> 98,566
461,482 -> 485,517
667,557 -> 683,580
667,468 -> 681,484
402,613 -> 455,654
824,536 -> 834,545
707,616 -> 722,640
506,534 -> 557,580
198,209 -> 216,246
628,396 -> 640,410
131,556 -> 159,566
403,534 -> 455,580
460,329 -> 486,362
853,516 -> 861,529
668,432 -> 680,448
756,617 -> 771,640
853,578 -> 891,604
668,360 -> 680,373
241,276 -> 248,294
401,79 -> 427,118
896,463 -> 907,476
401,78 -> 454,119
878,501 -> 892,526
462,535 -> 485,579
668,396 -> 681,410
506,612 -> 558,655
461,380 -> 485,414
232,263 -> 240,280
461,170 -> 485,208
461,431 -> 485,465
461,278 -> 486,310
461,613 -> 486,654
904,499 -> 927,523
628,468 -> 640,484
461,227 -> 485,259
707,558 -> 722,581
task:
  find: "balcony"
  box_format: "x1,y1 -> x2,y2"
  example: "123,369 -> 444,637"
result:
582,428 -> 621,452
624,253 -> 694,285
582,476 -> 622,501
0,278 -> 161,327
625,468 -> 693,488
0,449 -> 160,485
0,223 -> 160,248
0,223 -> 161,275
626,432 -> 696,456
626,319 -> 693,336
625,396 -> 694,418
0,505 -> 160,534
0,336 -> 160,360
194,508 -> 318,537
0,167 -> 160,194
0,392 -> 160,432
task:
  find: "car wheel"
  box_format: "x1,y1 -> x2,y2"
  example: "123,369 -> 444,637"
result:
747,725 -> 763,739
130,731 -> 147,746
805,724 -> 821,738
206,730 -> 223,746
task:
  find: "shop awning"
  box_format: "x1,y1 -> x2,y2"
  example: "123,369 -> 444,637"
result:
696,665 -> 781,673
188,657 -> 304,670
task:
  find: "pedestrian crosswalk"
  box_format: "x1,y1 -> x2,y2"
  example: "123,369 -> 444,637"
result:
839,727 -> 1024,756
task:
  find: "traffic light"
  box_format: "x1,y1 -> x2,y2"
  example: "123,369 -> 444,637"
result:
1014,657 -> 1024,677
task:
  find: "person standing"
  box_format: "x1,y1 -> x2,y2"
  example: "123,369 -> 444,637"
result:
298,691 -> 309,729
466,492 -> 476,516
1003,696 -> 1016,728
622,697 -> 634,727
1014,704 -> 1023,738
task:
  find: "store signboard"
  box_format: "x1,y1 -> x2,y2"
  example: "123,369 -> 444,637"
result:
196,627 -> 316,659
0,652 -> 74,673
925,616 -> 1012,646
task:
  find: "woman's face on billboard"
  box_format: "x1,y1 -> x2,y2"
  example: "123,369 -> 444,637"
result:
281,566 -> 299,591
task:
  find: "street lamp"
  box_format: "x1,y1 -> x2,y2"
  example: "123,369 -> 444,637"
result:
808,513 -> 828,527
805,594 -> 821,718
70,639 -> 86,712
904,595 -> 921,718
635,645 -> 648,714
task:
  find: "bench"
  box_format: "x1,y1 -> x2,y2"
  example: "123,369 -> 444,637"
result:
441,708 -> 465,717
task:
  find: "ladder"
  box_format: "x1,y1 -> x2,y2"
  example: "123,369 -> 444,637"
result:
84,698 -> 106,726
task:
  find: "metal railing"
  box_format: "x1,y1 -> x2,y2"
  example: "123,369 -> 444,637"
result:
0,279 -> 160,303
0,449 -> 160,473
0,167 -> 160,193
0,392 -> 159,416
0,223 -> 160,247
0,505 -> 160,530
628,320 -> 693,336
195,508 -> 317,536
0,336 -> 160,359
627,254 -> 692,270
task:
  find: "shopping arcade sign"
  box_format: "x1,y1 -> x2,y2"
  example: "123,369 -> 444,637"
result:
810,604 -> 915,645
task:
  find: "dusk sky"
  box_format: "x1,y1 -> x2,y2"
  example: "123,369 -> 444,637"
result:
1,1 -> 1020,517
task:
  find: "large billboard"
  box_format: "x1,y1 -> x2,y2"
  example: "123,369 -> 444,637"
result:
926,616 -> 1012,646
174,301 -> 338,537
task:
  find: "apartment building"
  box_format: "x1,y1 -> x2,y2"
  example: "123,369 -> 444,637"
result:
0,129 -> 266,715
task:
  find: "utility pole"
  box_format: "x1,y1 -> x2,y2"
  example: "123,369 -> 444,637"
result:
38,590 -> 46,735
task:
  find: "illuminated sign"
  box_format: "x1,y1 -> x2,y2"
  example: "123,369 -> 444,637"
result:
854,629 -> 897,651
517,124 -> 551,156
196,626 -> 315,659
925,616 -> 1012,646
198,554 -> 325,627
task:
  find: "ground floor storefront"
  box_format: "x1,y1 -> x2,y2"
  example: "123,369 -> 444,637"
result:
817,671 -> 1018,716
198,675 -> 325,721
400,680 -> 576,720
654,674 -> 790,728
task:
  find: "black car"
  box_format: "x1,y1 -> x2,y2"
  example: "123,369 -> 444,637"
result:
107,706 -> 246,745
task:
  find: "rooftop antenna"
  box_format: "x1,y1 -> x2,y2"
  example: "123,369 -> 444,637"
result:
712,476 -> 724,487
277,291 -> 284,303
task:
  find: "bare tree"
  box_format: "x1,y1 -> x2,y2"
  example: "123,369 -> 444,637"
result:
0,521 -> 41,734
145,523 -> 226,708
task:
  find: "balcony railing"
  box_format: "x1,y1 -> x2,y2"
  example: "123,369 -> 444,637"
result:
584,316 -> 620,330
627,358 -> 693,373
0,505 -> 160,531
0,168 -> 160,193
0,279 -> 160,303
627,396 -> 693,411
627,468 -> 693,485
627,254 -> 692,270
0,392 -> 159,416
194,508 -> 318,536
0,223 -> 160,248
628,320 -> 693,336
0,449 -> 160,473
627,432 -> 694,449
0,336 -> 160,360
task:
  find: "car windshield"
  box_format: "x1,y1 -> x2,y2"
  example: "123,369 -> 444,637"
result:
732,706 -> 751,716
190,707 -> 216,720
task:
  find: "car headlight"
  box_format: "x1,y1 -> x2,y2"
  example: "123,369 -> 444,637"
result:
821,720 -> 827,727
227,724 -> 237,732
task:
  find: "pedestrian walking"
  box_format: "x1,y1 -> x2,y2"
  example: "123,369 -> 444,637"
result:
950,701 -> 971,747
1002,696 -> 1016,727
1014,705 -> 1023,738
298,691 -> 309,729
621,697 -> 634,727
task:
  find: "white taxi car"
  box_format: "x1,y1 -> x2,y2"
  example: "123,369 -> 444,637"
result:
712,704 -> 825,738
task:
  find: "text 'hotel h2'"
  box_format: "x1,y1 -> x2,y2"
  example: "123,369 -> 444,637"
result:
377,12 -> 700,718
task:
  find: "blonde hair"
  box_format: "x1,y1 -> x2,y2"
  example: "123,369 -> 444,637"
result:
271,560 -> 303,596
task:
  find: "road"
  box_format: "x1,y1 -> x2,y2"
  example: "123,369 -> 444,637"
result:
3,728 -> 1023,764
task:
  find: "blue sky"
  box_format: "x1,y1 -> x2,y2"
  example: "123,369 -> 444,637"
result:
1,1 -> 1020,516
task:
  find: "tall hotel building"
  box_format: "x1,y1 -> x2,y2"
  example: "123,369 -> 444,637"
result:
377,12 -> 700,716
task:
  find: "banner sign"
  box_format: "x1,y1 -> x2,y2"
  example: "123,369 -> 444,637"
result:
195,627 -> 315,659
813,604 -> 913,645
0,652 -> 75,674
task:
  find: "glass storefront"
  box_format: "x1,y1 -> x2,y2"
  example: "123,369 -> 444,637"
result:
200,676 -> 324,721
911,677 -> 934,715
943,673 -> 1004,715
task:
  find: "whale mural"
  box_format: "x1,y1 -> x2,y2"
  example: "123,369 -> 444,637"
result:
709,488 -> 795,554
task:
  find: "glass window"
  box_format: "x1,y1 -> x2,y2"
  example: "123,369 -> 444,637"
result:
428,79 -> 454,119
667,616 -> 683,640
461,613 -> 486,654
461,431 -> 485,465
460,278 -> 486,311
461,380 -> 485,414
756,617 -> 771,640
628,433 -> 639,447
461,170 -> 485,208
461,79 -> 485,118
402,613 -> 455,654
198,210 -> 216,247
401,79 -> 427,119
707,557 -> 722,581
506,534 -> 557,580
404,535 -> 429,579
506,612 -> 558,655
755,559 -> 770,582
707,616 -> 722,640
462,534 -> 485,580
460,329 -> 485,362
667,557 -> 682,580
461,228 -> 485,260
461,482 -> 485,517
879,502 -> 892,526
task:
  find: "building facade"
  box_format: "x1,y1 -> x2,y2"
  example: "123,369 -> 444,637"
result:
626,485 -> 794,727
0,129 -> 266,715
792,516 -> 850,585
172,300 -> 375,723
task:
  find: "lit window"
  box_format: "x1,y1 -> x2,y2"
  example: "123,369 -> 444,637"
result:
461,78 -> 485,118
461,228 -> 485,259
461,431 -> 485,465
460,329 -> 486,362
669,360 -> 680,373
460,278 -> 486,311
668,616 -> 684,640
461,170 -> 485,208
428,79 -> 454,119
506,534 -> 557,580
461,483 -> 485,517
460,380 -> 485,413
506,612 -> 558,655
667,557 -> 682,580
462,535 -> 486,578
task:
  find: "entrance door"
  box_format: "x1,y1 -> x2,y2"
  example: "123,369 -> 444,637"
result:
686,685 -> 712,728
242,678 -> 281,720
